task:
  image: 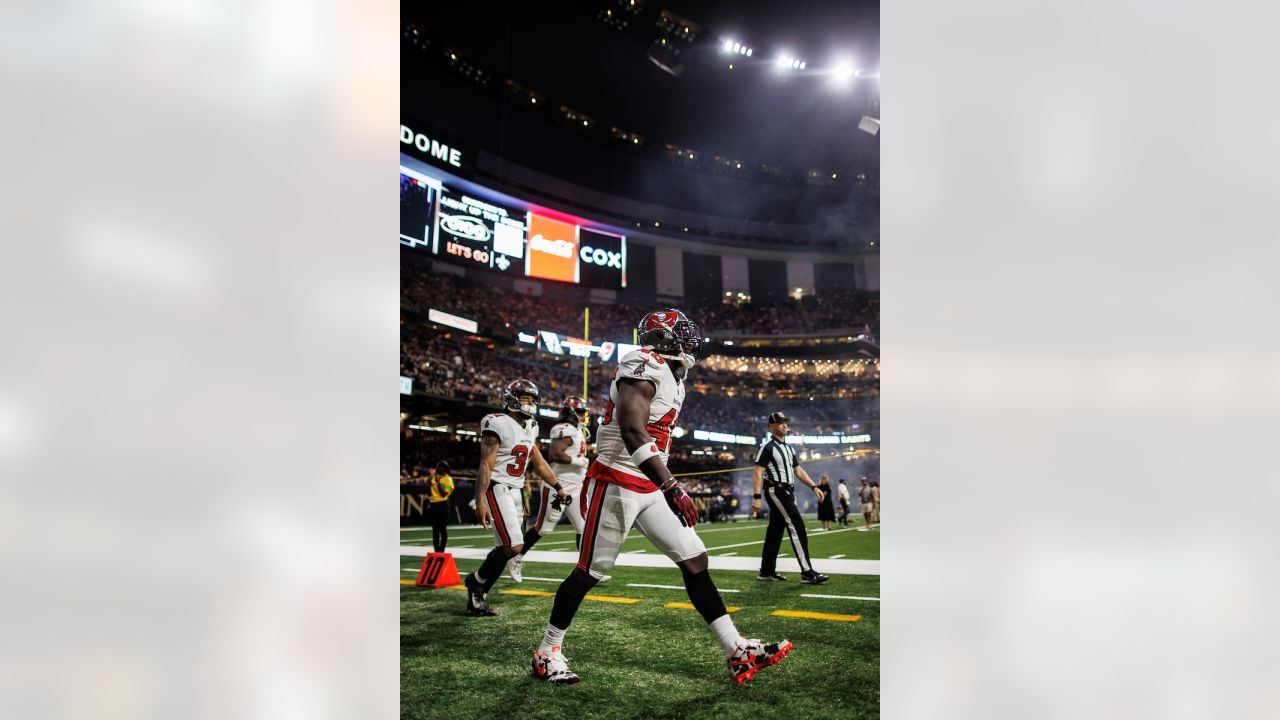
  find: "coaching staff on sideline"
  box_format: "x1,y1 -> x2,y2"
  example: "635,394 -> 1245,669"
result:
751,413 -> 830,584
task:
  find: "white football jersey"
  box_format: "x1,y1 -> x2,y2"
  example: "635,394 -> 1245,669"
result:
480,412 -> 539,488
548,422 -> 590,490
589,348 -> 685,493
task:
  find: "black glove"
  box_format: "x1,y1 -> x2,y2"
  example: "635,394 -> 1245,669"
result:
659,479 -> 698,527
551,487 -> 571,510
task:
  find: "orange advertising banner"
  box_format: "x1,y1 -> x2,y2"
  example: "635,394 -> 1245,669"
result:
526,214 -> 579,283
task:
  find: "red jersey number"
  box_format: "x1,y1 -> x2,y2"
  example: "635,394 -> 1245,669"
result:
646,409 -> 679,452
506,445 -> 530,477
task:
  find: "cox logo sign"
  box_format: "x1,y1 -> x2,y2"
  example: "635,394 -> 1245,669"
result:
579,245 -> 623,269
439,214 -> 489,242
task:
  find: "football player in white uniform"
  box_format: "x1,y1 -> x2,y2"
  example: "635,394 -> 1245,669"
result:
464,378 -> 571,616
530,310 -> 794,685
507,397 -> 610,583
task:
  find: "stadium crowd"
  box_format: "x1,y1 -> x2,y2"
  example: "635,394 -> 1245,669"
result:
402,331 -> 877,436
402,265 -> 878,341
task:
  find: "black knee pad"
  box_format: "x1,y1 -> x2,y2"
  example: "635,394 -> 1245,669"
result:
568,568 -> 598,592
678,552 -> 709,576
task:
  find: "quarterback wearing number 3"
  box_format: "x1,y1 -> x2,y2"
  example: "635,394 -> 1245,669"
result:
530,309 -> 795,686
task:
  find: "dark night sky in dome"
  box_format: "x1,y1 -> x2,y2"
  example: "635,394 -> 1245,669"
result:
415,0 -> 879,173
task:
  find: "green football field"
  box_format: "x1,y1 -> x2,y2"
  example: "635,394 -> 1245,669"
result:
400,518 -> 879,720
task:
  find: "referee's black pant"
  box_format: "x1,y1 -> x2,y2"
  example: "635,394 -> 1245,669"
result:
760,485 -> 814,575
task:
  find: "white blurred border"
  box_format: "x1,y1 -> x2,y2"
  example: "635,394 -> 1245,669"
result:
1,0 -> 398,717
886,0 -> 1280,717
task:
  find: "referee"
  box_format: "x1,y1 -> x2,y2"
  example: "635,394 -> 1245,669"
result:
751,412 -> 830,584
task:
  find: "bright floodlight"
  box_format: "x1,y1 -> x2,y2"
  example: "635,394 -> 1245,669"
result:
732,42 -> 741,53
799,61 -> 806,69
723,39 -> 733,52
745,48 -> 752,56
834,63 -> 855,81
777,54 -> 791,69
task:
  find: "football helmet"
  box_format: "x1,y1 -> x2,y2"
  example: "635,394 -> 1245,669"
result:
636,309 -> 704,369
558,396 -> 588,425
502,378 -> 540,418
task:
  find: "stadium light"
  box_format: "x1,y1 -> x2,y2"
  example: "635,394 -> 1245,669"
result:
732,42 -> 741,53
833,62 -> 856,86
745,48 -> 752,56
722,39 -> 733,52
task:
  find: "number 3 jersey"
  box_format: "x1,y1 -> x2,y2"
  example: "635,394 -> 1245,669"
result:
588,348 -> 685,494
480,412 -> 539,489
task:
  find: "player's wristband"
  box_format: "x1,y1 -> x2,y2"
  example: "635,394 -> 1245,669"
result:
753,493 -> 762,500
630,442 -> 661,468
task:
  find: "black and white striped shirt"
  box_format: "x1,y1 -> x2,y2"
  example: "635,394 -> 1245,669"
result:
755,436 -> 799,488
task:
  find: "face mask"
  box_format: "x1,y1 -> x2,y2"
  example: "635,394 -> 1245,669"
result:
657,351 -> 697,369
520,401 -> 537,417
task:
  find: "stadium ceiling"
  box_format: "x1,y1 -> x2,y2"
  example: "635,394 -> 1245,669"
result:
407,0 -> 879,175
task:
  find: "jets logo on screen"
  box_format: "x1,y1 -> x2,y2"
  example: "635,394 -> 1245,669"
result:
440,214 -> 490,242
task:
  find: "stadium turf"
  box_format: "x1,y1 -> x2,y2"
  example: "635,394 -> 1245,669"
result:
401,519 -> 879,719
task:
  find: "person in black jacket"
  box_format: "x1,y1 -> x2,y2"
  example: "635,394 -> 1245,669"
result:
816,475 -> 836,531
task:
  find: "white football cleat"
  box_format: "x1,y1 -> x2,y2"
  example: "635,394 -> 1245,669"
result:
727,638 -> 794,685
507,554 -> 524,583
531,648 -> 581,684
597,574 -> 612,584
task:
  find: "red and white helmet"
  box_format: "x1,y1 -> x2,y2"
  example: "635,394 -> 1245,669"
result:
559,396 -> 588,425
502,378 -> 540,418
637,309 -> 704,368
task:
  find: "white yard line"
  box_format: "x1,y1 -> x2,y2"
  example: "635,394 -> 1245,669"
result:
717,552 -> 738,556
402,522 -> 770,537
703,527 -> 852,552
401,546 -> 880,576
800,593 -> 880,602
828,554 -> 846,559
627,583 -> 740,593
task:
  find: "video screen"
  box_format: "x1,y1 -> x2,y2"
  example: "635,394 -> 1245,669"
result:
434,187 -> 527,276
399,172 -> 437,248
578,227 -> 627,289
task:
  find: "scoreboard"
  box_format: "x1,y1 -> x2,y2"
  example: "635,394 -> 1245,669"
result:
435,187 -> 528,277
400,163 -> 627,289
